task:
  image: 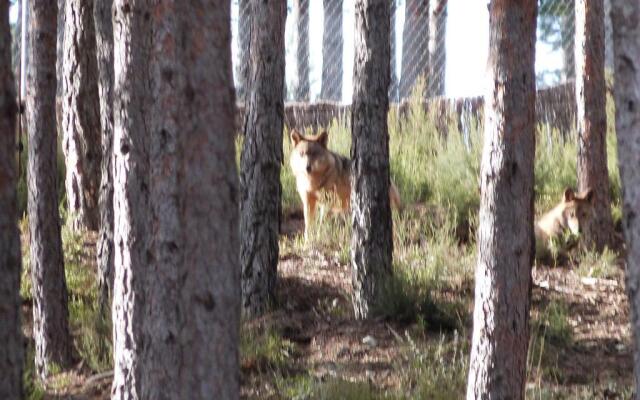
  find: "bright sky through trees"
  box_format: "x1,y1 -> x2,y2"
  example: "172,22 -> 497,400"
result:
10,1 -> 564,101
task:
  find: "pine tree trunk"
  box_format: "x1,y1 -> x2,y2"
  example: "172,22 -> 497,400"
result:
27,0 -> 73,380
611,0 -> 640,394
111,1 -> 240,398
321,0 -> 343,101
294,0 -> 310,101
240,0 -> 286,317
55,0 -> 64,136
351,0 -> 393,320
466,1 -> 537,398
399,0 -> 428,99
575,0 -> 614,251
93,0 -> 114,309
56,0 -> 64,98
111,2 -> 146,392
62,0 -> 101,232
19,0 -> 28,99
0,2 -> 24,396
427,0 -> 446,97
237,0 -> 250,102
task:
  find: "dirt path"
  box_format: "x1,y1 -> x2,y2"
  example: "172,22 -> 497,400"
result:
27,213 -> 633,399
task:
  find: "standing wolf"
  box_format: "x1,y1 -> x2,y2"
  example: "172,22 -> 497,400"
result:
289,129 -> 401,240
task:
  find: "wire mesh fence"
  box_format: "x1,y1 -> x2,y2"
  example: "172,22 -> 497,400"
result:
7,0 -> 612,105
538,0 -> 575,87
232,0 -> 613,105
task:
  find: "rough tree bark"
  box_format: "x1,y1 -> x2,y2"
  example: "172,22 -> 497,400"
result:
240,0 -> 286,317
611,0 -> 640,394
27,0 -> 72,380
19,0 -> 27,99
55,0 -> 64,137
111,1 -> 240,398
351,0 -> 393,320
399,0 -> 428,99
575,0 -> 614,250
56,0 -> 64,97
294,0 -> 310,101
93,0 -> 114,309
427,0 -> 446,97
0,2 -> 24,396
62,0 -> 102,231
321,0 -> 343,101
237,0 -> 250,102
466,1 -> 537,398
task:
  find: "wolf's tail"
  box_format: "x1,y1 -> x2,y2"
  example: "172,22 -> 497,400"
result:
389,182 -> 402,210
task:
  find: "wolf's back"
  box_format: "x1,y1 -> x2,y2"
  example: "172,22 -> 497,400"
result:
334,151 -> 402,210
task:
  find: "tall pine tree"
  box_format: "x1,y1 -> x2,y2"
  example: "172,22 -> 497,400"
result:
467,1 -> 537,398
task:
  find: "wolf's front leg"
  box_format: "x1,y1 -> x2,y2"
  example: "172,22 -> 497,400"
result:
302,192 -> 317,243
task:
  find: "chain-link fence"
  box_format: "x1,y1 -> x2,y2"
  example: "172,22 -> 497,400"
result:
232,0 -> 614,104
7,0 -> 612,105
538,0 -> 575,87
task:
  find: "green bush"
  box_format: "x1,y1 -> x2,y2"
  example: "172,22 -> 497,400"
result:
241,326 -> 297,373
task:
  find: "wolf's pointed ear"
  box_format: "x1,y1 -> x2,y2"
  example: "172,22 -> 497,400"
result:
317,131 -> 328,148
291,129 -> 302,146
563,187 -> 575,202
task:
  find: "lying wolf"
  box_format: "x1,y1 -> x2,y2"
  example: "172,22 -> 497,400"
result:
535,187 -> 593,258
289,129 -> 401,240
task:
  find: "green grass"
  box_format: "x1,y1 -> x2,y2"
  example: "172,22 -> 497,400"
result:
371,270 -> 464,330
528,300 -> 574,386
277,82 -> 622,342
371,216 -> 472,328
269,88 -> 624,398
536,301 -> 573,347
275,375 -> 402,400
535,82 -> 620,214
273,332 -> 469,400
69,295 -> 112,373
526,384 -> 634,400
288,378 -> 394,400
534,124 -> 579,213
21,218 -> 113,378
534,121 -> 620,214
62,223 -> 113,373
280,89 -> 621,243
15,78 -> 626,397
23,342 -> 46,400
279,99 -> 482,230
398,331 -> 469,400
241,325 -> 298,373
573,246 -> 619,279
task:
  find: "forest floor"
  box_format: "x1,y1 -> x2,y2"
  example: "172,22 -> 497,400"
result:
20,97 -> 633,398
22,207 -> 634,400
